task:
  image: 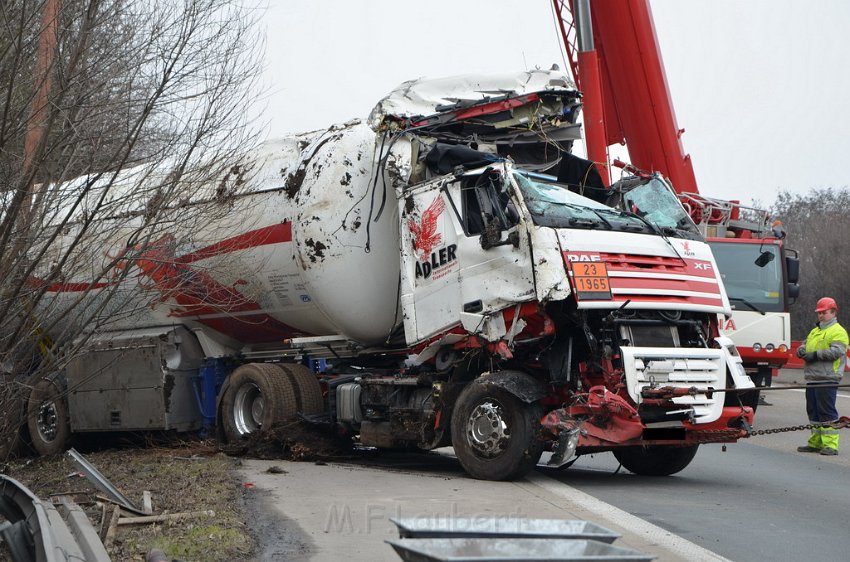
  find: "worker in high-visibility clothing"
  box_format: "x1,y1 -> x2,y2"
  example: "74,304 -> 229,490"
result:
795,297 -> 849,455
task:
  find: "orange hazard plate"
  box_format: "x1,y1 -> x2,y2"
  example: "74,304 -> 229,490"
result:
570,261 -> 612,300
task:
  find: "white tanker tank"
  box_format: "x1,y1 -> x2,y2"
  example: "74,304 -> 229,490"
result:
38,120 -> 411,349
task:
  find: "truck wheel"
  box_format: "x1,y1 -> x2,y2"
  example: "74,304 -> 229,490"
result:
451,382 -> 544,481
221,363 -> 297,442
613,444 -> 699,476
27,378 -> 71,456
278,364 -> 324,414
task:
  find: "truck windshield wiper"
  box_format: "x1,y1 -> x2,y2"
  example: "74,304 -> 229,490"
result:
619,209 -> 687,265
568,217 -> 606,229
729,297 -> 766,315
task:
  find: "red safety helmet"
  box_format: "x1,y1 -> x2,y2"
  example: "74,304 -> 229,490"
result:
816,297 -> 838,312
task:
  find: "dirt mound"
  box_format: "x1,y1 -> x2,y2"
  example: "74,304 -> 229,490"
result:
223,420 -> 356,461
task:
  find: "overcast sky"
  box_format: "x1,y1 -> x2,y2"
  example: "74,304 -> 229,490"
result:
255,0 -> 850,206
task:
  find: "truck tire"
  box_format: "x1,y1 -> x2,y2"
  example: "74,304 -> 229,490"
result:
278,364 -> 324,414
613,444 -> 699,476
221,363 -> 297,443
451,382 -> 544,481
27,378 -> 71,456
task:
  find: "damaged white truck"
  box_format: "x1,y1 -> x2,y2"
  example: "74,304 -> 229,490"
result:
17,69 -> 755,480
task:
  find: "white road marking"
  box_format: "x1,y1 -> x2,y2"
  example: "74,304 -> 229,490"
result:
787,389 -> 850,399
524,473 -> 732,562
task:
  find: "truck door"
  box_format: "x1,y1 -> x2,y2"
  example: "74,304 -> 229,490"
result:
399,167 -> 535,344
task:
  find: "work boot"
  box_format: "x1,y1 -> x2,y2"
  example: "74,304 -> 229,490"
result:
758,396 -> 772,406
819,448 -> 838,456
797,446 -> 822,453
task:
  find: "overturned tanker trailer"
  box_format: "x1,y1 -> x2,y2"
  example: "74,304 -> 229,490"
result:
19,69 -> 755,480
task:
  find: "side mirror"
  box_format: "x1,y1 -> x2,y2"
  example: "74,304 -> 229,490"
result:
785,255 -> 800,284
754,251 -> 775,267
788,283 -> 800,303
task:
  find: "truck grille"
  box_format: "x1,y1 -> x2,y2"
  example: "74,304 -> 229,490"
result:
620,346 -> 726,424
566,252 -> 724,311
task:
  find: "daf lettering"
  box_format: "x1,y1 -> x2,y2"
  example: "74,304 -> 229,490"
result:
566,254 -> 601,262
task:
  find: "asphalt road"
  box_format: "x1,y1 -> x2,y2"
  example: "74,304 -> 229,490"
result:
238,372 -> 850,561
549,374 -> 850,561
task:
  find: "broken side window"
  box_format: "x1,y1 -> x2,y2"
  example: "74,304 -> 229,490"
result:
460,170 -> 518,236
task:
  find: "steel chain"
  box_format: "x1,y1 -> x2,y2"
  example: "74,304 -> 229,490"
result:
745,424 -> 814,437
747,417 -> 850,437
690,418 -> 850,443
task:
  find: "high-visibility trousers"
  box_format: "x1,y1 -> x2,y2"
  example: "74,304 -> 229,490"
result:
808,425 -> 840,451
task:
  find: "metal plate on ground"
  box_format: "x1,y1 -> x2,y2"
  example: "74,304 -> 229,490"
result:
386,538 -> 655,562
390,517 -> 620,543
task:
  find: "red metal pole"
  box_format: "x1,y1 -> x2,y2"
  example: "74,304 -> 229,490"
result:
576,50 -> 609,185
572,0 -> 610,185
589,0 -> 698,193
23,0 -> 60,177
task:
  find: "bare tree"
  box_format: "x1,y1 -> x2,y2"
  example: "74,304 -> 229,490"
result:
0,0 -> 263,458
771,187 -> 850,339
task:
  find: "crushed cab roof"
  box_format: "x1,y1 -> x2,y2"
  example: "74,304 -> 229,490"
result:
367,68 -> 579,132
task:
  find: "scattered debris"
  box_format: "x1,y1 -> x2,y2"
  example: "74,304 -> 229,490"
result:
103,504 -> 122,549
67,448 -> 140,513
118,510 -> 216,526
95,494 -> 149,517
265,466 -> 286,474
4,444 -> 253,561
143,490 -> 153,515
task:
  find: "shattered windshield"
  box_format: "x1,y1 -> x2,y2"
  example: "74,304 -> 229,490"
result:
620,178 -> 701,237
512,172 -> 661,235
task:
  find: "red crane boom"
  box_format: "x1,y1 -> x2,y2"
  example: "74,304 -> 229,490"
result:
551,0 -> 698,194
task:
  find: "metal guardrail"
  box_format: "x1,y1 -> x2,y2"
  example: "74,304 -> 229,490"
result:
0,475 -> 110,562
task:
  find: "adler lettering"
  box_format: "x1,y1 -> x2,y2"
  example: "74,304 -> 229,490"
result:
415,244 -> 458,279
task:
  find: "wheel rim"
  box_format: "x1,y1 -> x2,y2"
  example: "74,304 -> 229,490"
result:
233,383 -> 264,436
36,400 -> 59,443
465,399 -> 510,458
